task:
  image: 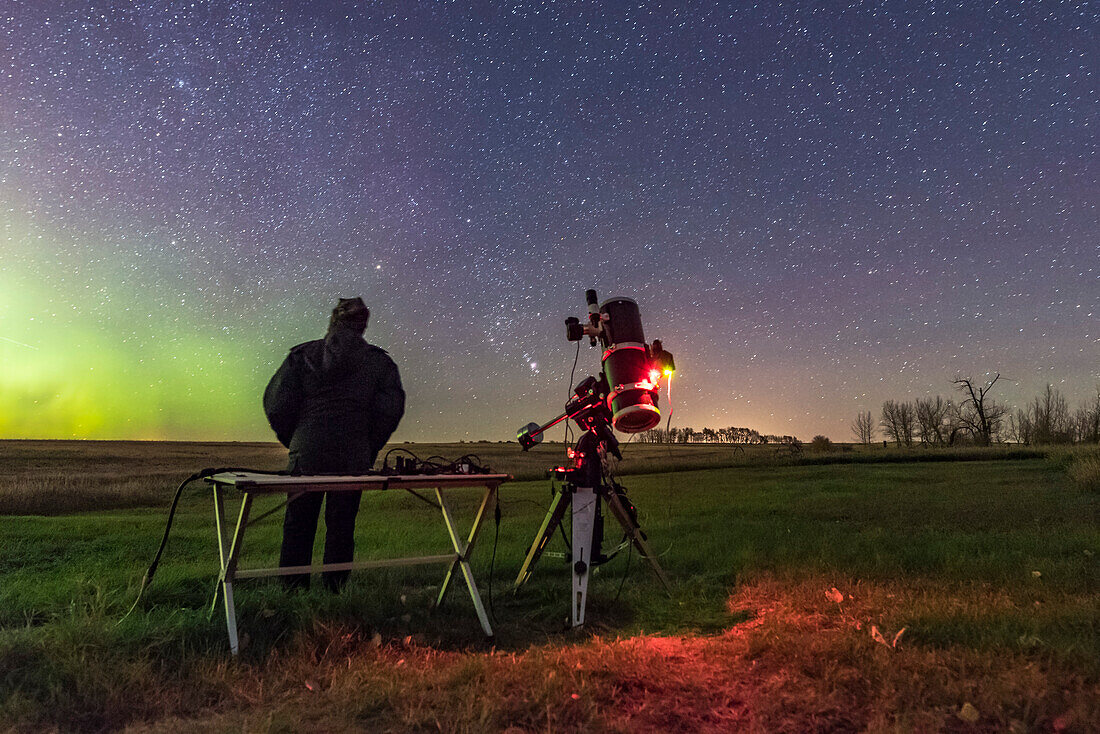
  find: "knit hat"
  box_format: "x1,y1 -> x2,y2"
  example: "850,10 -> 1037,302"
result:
329,297 -> 370,332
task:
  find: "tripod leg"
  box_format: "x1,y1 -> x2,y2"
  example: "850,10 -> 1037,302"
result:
514,487 -> 570,590
571,486 -> 598,627
604,491 -> 672,593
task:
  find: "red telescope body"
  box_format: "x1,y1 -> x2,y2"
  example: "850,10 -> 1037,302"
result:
598,297 -> 662,433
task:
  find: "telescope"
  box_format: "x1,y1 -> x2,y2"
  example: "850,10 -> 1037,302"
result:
517,290 -> 675,450
514,289 -> 674,627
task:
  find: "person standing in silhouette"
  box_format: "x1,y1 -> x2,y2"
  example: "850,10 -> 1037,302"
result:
264,297 -> 405,591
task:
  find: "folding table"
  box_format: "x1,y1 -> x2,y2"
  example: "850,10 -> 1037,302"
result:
204,471 -> 510,654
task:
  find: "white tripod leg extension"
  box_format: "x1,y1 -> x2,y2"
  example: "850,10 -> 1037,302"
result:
571,486 -> 598,627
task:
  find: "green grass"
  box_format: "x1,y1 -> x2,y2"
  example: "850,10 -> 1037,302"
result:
0,445 -> 1098,731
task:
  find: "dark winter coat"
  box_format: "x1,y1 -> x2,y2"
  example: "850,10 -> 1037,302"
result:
263,325 -> 405,473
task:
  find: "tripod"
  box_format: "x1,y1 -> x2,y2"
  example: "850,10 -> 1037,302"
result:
514,427 -> 671,627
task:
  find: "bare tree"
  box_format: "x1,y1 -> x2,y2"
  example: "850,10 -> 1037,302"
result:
1072,406 -> 1092,444
1008,408 -> 1034,445
880,400 -> 915,447
851,410 -> 875,444
880,401 -> 901,446
953,374 -> 1007,446
1082,388 -> 1100,444
898,402 -> 915,446
915,396 -> 952,445
1028,384 -> 1073,444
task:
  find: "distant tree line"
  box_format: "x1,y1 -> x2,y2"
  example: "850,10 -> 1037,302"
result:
633,376 -> 1099,449
851,375 -> 1100,447
634,426 -> 798,445
1008,384 -> 1100,445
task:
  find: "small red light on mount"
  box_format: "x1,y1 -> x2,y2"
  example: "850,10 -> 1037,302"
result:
648,369 -> 661,384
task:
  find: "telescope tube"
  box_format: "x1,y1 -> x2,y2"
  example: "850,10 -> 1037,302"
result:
599,297 -> 661,433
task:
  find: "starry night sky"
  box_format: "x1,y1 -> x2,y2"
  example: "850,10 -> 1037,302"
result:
2,1 -> 1096,442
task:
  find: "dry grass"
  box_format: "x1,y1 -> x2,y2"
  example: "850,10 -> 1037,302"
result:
0,440 -> 763,516
93,576 -> 1097,733
726,578 -> 1098,732
1066,450 -> 1100,492
0,440 -> 287,515
0,439 -> 1057,516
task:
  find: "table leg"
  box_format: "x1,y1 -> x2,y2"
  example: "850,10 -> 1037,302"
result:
433,485 -> 495,636
210,486 -> 230,615
217,492 -> 253,655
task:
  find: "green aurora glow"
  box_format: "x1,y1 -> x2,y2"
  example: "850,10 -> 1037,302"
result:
3,215 -> 263,440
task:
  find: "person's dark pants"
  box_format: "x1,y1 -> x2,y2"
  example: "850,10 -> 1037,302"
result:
279,490 -> 363,591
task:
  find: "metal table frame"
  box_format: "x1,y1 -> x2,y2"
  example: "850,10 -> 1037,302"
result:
205,472 -> 510,655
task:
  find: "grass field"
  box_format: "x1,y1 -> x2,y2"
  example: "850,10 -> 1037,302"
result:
0,439 -> 1051,515
0,441 -> 1097,732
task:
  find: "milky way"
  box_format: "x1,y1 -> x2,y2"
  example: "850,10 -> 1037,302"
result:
2,1 -> 1096,442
